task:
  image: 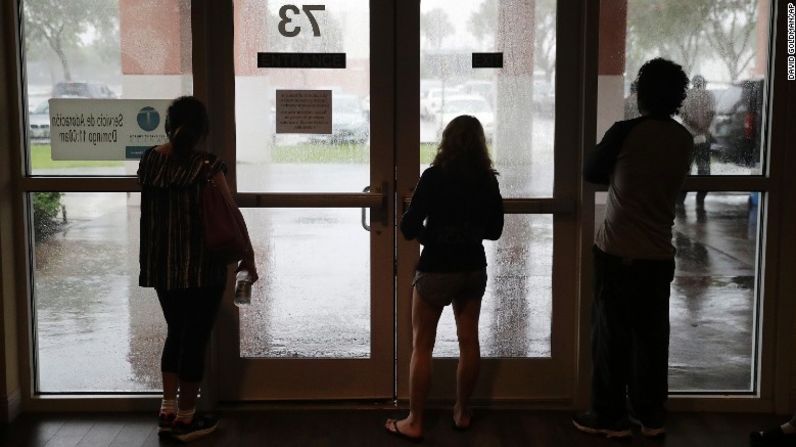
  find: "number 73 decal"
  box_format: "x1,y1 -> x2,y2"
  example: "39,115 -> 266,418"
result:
279,4 -> 326,37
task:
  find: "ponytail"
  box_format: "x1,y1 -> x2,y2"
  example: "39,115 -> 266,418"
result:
165,96 -> 209,158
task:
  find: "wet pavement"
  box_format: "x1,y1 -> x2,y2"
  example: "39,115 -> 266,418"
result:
32,189 -> 758,394
669,194 -> 758,391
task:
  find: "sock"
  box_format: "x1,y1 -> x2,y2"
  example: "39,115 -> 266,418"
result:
160,398 -> 177,416
176,407 -> 196,424
781,422 -> 795,434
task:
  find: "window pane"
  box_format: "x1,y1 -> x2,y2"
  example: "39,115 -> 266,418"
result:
23,0 -> 192,175
670,192 -> 759,391
608,0 -> 769,174
420,0 -> 557,197
239,208 -> 370,358
433,214 -> 552,358
234,0 -> 370,192
32,193 -> 163,392
594,191 -> 760,391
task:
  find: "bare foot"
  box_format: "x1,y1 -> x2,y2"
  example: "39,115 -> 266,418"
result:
453,404 -> 472,429
385,417 -> 423,439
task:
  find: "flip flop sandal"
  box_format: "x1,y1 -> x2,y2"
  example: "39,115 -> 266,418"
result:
385,419 -> 424,444
750,427 -> 796,447
452,411 -> 474,432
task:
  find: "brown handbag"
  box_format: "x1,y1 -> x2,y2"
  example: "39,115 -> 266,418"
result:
200,158 -> 247,263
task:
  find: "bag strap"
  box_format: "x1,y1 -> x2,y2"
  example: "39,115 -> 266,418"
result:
200,153 -> 215,185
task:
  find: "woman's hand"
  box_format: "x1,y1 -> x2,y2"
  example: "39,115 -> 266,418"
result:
237,257 -> 259,283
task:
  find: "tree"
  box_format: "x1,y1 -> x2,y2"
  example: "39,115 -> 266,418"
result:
467,0 -> 555,81
24,0 -> 117,81
626,0 -> 711,77
32,192 -> 62,240
704,0 -> 758,81
468,0 -> 497,48
534,0 -> 556,82
626,0 -> 758,82
421,8 -> 455,50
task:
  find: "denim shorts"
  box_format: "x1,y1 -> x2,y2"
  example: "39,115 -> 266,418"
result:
412,268 -> 487,308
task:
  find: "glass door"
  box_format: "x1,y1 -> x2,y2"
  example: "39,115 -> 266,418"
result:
395,0 -> 586,401
217,0 -> 395,400
219,0 -> 589,401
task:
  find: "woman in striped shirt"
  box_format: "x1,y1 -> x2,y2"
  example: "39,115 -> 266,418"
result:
138,96 -> 257,442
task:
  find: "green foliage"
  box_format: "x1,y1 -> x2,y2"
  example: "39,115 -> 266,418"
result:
272,143 -> 368,163
626,0 -> 758,82
627,0 -> 711,77
24,0 -> 118,81
467,1 -> 497,46
30,144 -> 123,169
421,8 -> 455,49
703,0 -> 758,81
466,0 -> 557,80
266,143 -> 438,164
32,192 -> 62,240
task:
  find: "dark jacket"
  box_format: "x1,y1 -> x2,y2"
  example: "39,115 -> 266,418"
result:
401,166 -> 504,272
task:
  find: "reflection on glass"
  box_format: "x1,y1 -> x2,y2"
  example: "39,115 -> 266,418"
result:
239,208 -> 370,358
23,0 -> 193,175
234,0 -> 370,192
594,192 -> 759,391
433,214 -> 552,358
420,0 -> 557,198
623,0 -> 768,174
670,192 -> 759,391
32,193 -> 163,392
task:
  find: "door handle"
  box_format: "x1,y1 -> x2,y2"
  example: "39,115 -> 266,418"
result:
361,186 -> 371,232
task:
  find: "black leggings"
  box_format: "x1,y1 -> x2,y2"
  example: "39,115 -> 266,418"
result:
156,286 -> 225,382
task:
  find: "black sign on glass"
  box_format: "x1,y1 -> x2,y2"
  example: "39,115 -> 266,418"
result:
472,52 -> 503,69
257,52 -> 347,69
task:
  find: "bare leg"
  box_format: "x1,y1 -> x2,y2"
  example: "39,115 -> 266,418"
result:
385,288 -> 443,438
452,296 -> 482,428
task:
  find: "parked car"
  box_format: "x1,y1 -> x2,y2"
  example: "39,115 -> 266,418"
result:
311,94 -> 369,144
461,80 -> 495,108
52,82 -> 116,98
421,85 -> 463,118
28,101 -> 50,140
709,78 -> 764,168
436,94 -> 495,141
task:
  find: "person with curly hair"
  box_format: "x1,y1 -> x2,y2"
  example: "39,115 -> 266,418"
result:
573,58 -> 693,440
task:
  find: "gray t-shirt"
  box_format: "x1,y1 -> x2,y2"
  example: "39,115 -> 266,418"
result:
585,117 -> 693,259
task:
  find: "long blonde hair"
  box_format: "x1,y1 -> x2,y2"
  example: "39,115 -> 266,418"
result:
432,115 -> 496,179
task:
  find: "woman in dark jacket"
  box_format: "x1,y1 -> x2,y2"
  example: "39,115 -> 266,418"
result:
385,115 -> 504,442
138,96 -> 257,442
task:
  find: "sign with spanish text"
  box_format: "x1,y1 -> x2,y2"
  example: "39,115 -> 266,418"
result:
275,90 -> 332,134
49,98 -> 171,160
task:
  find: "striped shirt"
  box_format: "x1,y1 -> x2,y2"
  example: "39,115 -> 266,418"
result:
138,147 -> 228,290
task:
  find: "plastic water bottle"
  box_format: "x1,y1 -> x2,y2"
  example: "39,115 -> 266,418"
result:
234,270 -> 252,306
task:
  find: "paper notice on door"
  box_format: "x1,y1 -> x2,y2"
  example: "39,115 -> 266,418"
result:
275,90 -> 332,134
49,98 -> 171,160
